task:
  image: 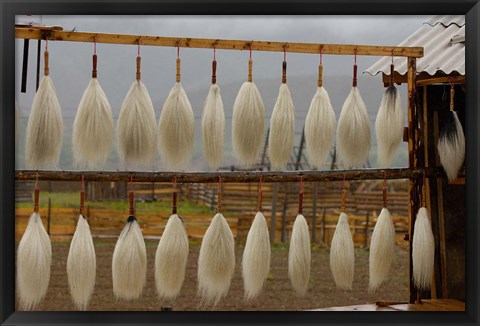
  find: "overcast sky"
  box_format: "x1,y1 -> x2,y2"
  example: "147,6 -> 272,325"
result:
14,15 -> 430,170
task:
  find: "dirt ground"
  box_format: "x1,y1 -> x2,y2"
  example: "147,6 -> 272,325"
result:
21,240 -> 409,311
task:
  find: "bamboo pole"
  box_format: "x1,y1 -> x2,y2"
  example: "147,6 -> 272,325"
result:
15,27 -> 424,58
15,167 -> 450,184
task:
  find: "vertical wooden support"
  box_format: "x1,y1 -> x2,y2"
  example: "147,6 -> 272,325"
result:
321,208 -> 326,244
311,182 -> 318,243
281,184 -> 289,243
407,56 -> 421,304
364,211 -> 370,248
47,197 -> 51,235
422,86 -> 437,299
433,111 -> 449,299
270,183 -> 279,242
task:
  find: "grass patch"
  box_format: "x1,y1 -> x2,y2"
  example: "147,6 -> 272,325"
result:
16,191 -> 214,216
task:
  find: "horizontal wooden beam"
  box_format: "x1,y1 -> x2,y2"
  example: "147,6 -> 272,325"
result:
15,27 -> 424,58
15,167 -> 448,184
416,75 -> 465,86
382,72 -> 465,86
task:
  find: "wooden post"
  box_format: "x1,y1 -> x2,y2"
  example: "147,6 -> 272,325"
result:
407,56 -> 421,304
311,182 -> 318,243
47,197 -> 51,235
281,184 -> 289,243
433,110 -> 448,299
364,210 -> 370,248
422,85 -> 437,299
270,182 -> 279,242
321,208 -> 327,244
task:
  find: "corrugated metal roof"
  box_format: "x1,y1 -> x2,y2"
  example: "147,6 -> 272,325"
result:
365,15 -> 465,77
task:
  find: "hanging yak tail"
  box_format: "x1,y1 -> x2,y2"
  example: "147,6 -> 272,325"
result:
330,212 -> 355,290
242,211 -> 271,300
158,82 -> 195,170
16,212 -> 52,311
268,83 -> 296,170
336,87 -> 371,168
116,80 -> 157,169
288,214 -> 311,297
375,85 -> 404,167
154,214 -> 189,301
25,75 -> 63,170
368,207 -> 396,291
67,215 -> 96,310
305,87 -> 336,169
412,207 -> 435,290
72,78 -> 114,169
437,110 -> 465,181
232,82 -> 265,167
197,213 -> 235,306
202,84 -> 225,170
112,216 -> 147,300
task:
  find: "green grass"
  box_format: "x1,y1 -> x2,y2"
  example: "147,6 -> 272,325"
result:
16,191 -> 214,215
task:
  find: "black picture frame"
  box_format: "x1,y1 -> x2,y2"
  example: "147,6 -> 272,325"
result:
1,1 -> 479,325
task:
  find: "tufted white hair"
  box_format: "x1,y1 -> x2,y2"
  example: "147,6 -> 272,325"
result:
25,76 -> 63,169
67,215 -> 96,310
154,214 -> 189,300
232,82 -> 266,168
73,78 -> 114,169
305,87 -> 336,169
242,211 -> 271,300
330,212 -> 355,290
288,214 -> 311,297
17,212 -> 52,310
197,213 -> 235,307
201,84 -> 225,170
336,87 -> 371,168
368,207 -> 396,291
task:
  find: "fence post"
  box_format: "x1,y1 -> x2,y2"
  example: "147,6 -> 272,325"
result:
281,184 -> 289,243
312,182 -> 317,243
270,182 -> 279,243
321,208 -> 326,244
364,210 -> 370,248
47,197 -> 51,235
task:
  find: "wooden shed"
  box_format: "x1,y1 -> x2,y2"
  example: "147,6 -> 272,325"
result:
366,15 -> 466,304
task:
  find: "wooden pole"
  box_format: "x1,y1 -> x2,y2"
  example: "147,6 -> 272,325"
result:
15,167 -> 449,184
407,56 -> 421,304
281,184 -> 289,243
47,197 -> 51,235
311,182 -> 318,243
433,111 -> 449,299
364,211 -> 370,248
15,27 -> 424,58
270,183 -> 279,242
